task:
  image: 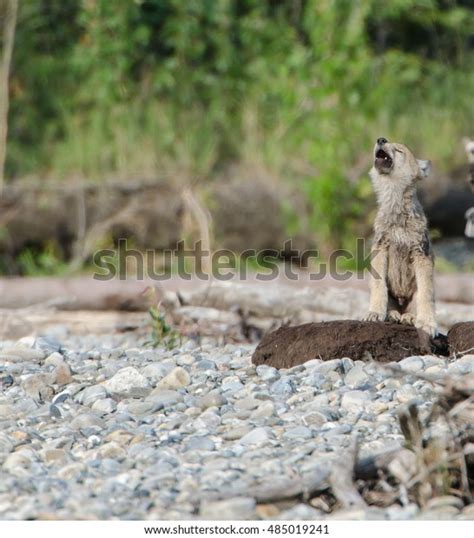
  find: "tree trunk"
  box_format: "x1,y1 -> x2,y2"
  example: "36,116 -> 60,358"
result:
0,0 -> 18,194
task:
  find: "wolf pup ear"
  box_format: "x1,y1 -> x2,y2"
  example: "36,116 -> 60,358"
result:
417,159 -> 431,178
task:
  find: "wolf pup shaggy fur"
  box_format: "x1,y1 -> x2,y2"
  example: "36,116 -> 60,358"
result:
364,137 -> 438,337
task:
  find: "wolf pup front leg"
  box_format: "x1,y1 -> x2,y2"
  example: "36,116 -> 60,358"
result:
413,253 -> 437,337
365,244 -> 388,322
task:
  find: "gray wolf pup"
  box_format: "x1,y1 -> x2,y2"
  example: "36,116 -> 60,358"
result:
364,137 -> 437,337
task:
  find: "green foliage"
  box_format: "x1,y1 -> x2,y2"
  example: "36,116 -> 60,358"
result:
17,243 -> 68,276
6,0 -> 474,248
146,304 -> 181,350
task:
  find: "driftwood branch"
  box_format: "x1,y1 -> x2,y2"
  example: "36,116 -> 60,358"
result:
182,187 -> 213,275
354,448 -> 401,480
245,463 -> 331,504
329,436 -> 367,509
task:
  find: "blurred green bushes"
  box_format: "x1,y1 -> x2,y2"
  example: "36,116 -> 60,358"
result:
6,0 -> 474,249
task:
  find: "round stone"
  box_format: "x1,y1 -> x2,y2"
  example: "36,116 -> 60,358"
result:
344,364 -> 370,389
239,427 -> 272,445
270,377 -> 295,396
155,367 -> 191,390
341,390 -> 371,412
256,365 -> 280,382
184,436 -> 215,452
399,356 -> 425,373
200,497 -> 256,520
103,367 -> 150,398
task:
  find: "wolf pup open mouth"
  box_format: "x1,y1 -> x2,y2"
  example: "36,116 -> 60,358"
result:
374,137 -> 394,173
375,148 -> 393,171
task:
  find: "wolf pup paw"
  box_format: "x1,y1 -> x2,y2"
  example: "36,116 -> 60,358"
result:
415,318 -> 438,338
387,310 -> 402,323
400,312 -> 416,326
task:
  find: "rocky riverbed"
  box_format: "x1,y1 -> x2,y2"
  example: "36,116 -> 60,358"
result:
0,327 -> 473,520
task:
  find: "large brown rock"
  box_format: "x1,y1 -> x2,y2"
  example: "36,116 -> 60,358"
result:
252,320 -> 449,368
448,322 -> 474,356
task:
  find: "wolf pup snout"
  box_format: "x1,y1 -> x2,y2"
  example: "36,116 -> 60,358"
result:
364,139 -> 438,338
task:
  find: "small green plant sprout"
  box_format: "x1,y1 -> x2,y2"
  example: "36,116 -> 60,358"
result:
146,302 -> 181,350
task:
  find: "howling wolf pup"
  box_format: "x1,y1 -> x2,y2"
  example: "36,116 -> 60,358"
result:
364,137 -> 438,337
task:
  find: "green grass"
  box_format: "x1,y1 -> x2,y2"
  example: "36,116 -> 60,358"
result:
146,303 -> 182,350
17,243 -> 70,277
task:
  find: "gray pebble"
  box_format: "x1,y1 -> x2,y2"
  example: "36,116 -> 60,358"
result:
176,354 -> 195,367
141,362 -> 172,381
102,367 -> 150,398
70,412 -> 105,430
250,401 -> 275,419
196,391 -> 226,410
303,371 -> 325,388
399,356 -> 425,373
315,359 -> 342,374
270,377 -> 295,396
77,384 -> 107,406
278,503 -> 323,520
92,398 -> 117,414
147,390 -> 183,408
302,411 -> 327,427
283,426 -> 313,439
200,497 -> 256,520
239,427 -> 272,445
256,365 -> 280,382
449,354 -> 474,375
341,390 -> 371,412
185,436 -> 215,452
341,357 -> 355,373
234,397 -> 260,411
154,367 -> 191,391
196,359 -> 217,371
344,364 -> 370,389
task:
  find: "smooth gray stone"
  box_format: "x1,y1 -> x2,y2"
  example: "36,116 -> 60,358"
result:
184,436 -> 216,452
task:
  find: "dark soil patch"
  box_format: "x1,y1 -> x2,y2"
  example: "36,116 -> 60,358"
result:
252,320 -> 449,368
448,321 -> 474,356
